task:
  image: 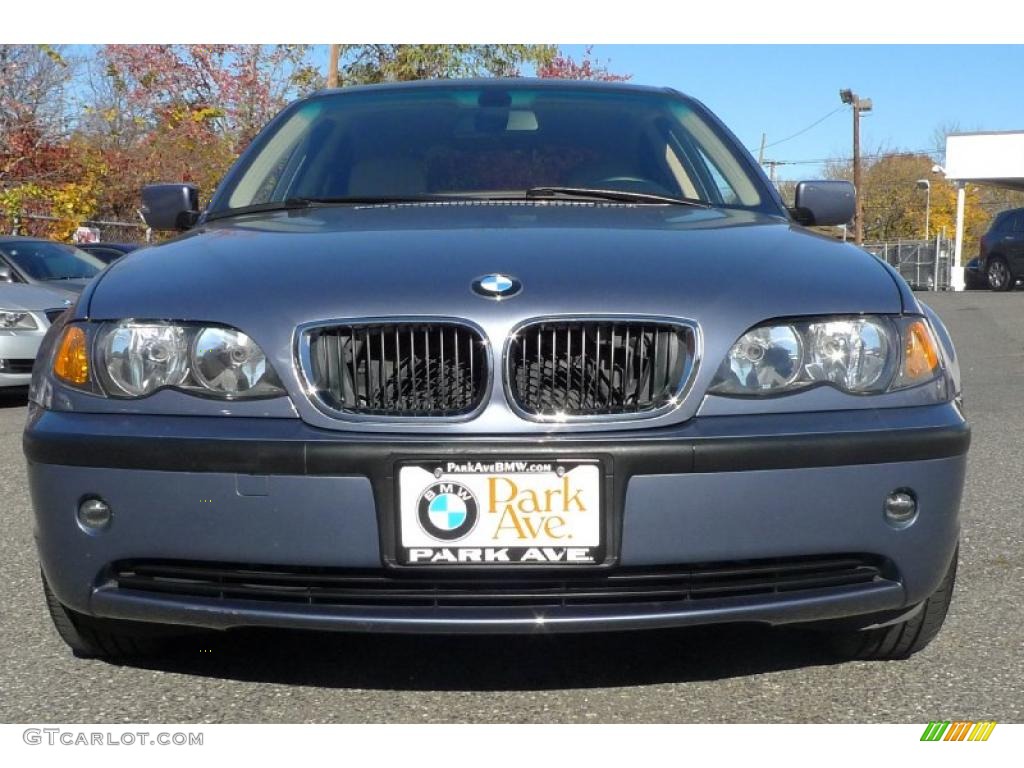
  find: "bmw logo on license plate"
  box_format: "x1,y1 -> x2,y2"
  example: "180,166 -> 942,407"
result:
417,481 -> 479,541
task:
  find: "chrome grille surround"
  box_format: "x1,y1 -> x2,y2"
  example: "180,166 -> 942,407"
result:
504,316 -> 700,423
296,317 -> 492,421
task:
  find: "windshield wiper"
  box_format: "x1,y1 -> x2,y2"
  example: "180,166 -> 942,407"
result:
524,186 -> 711,207
206,195 -> 468,221
284,195 -> 465,207
207,189 -> 710,221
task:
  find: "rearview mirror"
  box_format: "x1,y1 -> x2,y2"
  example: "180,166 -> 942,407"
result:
792,181 -> 856,228
0,265 -> 12,283
140,184 -> 200,231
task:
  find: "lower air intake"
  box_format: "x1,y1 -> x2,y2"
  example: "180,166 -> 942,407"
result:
108,555 -> 892,609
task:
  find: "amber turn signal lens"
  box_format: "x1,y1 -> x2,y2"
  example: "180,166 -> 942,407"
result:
53,325 -> 89,385
903,320 -> 939,380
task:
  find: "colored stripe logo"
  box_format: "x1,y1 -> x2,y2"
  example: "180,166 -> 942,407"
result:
921,721 -> 997,741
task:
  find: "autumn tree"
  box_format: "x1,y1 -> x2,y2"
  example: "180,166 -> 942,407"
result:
0,44 -> 72,185
99,45 -> 318,145
333,45 -> 557,84
0,45 -> 106,239
81,45 -> 318,221
826,151 -> 989,260
535,46 -> 631,81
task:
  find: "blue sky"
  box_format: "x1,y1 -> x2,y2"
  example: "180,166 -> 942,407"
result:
556,45 -> 1024,179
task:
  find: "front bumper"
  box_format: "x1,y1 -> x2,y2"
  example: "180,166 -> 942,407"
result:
25,403 -> 969,634
1,372 -> 32,388
1,329 -> 44,387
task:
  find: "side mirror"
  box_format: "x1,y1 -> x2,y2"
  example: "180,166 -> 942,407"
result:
0,266 -> 12,283
792,180 -> 856,228
140,183 -> 200,231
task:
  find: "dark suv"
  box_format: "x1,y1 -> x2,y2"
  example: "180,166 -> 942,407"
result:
980,208 -> 1024,291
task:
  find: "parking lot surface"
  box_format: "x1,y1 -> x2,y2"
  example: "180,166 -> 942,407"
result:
1,291 -> 1021,723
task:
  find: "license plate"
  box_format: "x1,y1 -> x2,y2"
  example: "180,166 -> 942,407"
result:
397,459 -> 603,565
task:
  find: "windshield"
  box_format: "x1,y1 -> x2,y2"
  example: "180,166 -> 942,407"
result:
0,241 -> 103,281
212,84 -> 775,215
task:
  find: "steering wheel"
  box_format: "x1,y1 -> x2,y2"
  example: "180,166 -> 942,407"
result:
594,176 -> 649,185
591,176 -> 675,196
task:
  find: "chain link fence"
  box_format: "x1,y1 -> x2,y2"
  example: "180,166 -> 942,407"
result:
862,235 -> 953,291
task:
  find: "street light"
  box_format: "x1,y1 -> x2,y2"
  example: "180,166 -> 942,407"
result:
840,89 -> 873,245
916,179 -> 931,240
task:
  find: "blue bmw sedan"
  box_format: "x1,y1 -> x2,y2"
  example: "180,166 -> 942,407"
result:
24,80 -> 968,661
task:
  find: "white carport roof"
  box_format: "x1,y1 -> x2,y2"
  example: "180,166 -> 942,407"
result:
944,131 -> 1024,263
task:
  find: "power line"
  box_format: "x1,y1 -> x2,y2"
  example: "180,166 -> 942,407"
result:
769,148 -> 940,166
756,107 -> 846,152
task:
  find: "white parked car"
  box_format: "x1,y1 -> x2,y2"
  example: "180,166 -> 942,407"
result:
0,283 -> 74,388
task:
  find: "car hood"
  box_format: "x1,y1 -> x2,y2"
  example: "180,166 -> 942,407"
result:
41,278 -> 90,294
0,282 -> 76,312
88,203 -> 900,322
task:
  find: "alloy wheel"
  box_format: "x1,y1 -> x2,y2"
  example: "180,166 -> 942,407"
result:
988,260 -> 1009,290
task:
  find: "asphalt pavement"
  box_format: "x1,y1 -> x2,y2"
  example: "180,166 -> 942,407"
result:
1,291 -> 1021,723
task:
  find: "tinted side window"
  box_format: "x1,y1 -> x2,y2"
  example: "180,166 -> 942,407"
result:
1,242 -> 102,280
996,211 -> 1024,233
84,248 -> 121,263
0,254 -> 22,280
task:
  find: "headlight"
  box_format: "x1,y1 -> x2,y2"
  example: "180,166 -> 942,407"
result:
803,317 -> 893,392
712,324 -> 803,393
99,322 -> 189,396
55,320 -> 285,399
710,315 -> 941,397
0,310 -> 38,330
190,326 -> 279,397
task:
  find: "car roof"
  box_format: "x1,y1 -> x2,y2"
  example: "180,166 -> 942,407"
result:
0,236 -> 136,249
310,77 -> 682,100
80,242 -> 141,250
0,235 -> 53,245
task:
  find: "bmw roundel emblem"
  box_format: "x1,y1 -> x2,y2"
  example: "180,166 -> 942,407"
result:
472,273 -> 522,300
417,481 -> 479,541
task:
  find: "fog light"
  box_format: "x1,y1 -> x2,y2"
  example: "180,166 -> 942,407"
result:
884,489 -> 917,528
77,498 -> 112,531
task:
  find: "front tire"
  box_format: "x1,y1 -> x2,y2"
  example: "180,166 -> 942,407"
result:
827,548 -> 958,661
42,573 -> 175,659
987,257 -> 1013,291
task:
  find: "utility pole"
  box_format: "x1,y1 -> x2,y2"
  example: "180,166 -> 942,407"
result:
758,135 -> 781,192
759,159 -> 783,187
839,89 -> 872,245
327,44 -> 341,88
